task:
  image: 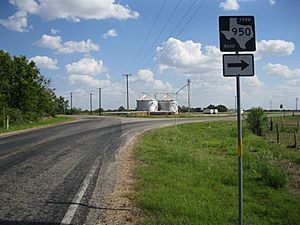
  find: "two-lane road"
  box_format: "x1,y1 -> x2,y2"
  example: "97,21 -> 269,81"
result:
0,116 -> 232,225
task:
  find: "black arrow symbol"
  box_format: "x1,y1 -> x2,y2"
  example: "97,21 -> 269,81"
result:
228,60 -> 249,70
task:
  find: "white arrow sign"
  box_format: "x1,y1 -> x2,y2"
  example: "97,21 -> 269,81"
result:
223,54 -> 254,77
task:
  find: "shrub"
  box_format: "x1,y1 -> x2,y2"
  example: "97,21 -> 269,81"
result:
246,107 -> 268,136
258,162 -> 288,189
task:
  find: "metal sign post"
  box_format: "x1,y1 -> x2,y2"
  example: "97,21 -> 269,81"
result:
236,74 -> 243,225
219,16 -> 256,225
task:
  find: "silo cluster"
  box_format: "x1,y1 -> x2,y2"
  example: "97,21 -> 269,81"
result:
136,94 -> 178,114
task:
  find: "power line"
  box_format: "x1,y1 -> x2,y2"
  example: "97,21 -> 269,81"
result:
139,0 -> 206,70
137,0 -> 183,70
176,0 -> 206,37
167,0 -> 198,38
127,0 -> 167,72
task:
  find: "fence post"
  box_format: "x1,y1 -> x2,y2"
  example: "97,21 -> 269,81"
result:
270,118 -> 273,131
276,124 -> 280,143
294,132 -> 297,148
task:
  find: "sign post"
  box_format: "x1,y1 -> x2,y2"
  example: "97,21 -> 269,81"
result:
219,16 -> 256,225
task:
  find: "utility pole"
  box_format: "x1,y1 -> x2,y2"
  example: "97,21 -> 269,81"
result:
98,88 -> 102,116
90,93 -> 93,114
123,74 -> 131,115
270,100 -> 272,111
70,92 -> 73,115
187,79 -> 191,113
296,97 -> 298,112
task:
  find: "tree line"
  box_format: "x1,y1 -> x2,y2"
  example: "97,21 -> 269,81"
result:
0,50 -> 67,125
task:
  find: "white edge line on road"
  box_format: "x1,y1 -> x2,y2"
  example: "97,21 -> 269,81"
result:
60,156 -> 101,225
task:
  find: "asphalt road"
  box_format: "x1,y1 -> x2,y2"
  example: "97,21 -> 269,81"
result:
0,116 -> 232,225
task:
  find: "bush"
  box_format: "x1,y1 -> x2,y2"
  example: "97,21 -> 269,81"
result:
258,162 -> 288,189
246,107 -> 268,136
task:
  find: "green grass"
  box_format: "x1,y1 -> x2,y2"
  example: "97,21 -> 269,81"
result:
0,116 -> 76,134
134,121 -> 300,225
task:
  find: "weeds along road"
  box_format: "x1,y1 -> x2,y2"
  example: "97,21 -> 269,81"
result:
0,115 -> 233,225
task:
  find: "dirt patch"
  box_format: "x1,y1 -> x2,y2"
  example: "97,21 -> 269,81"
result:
97,135 -> 140,225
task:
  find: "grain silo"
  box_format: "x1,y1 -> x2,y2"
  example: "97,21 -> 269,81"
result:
158,94 -> 178,114
136,94 -> 158,112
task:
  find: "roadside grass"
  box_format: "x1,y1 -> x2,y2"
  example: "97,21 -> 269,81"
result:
134,121 -> 300,225
0,116 -> 76,134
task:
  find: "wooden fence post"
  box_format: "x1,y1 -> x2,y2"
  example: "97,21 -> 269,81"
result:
276,124 -> 280,143
270,118 -> 273,131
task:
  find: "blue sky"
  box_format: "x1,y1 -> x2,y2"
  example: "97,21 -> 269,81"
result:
0,0 -> 299,110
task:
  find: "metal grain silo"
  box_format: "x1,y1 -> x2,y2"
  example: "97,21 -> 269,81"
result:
158,94 -> 178,114
136,94 -> 158,112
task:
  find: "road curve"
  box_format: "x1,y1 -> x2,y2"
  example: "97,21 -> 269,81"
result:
0,116 -> 233,225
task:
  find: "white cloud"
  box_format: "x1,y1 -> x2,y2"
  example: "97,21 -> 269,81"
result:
263,63 -> 300,77
268,0 -> 276,6
136,69 -> 154,82
57,39 -> 100,54
66,57 -> 115,91
103,29 -> 118,38
68,74 -> 111,88
34,34 -> 99,54
134,69 -> 172,91
156,37 -> 222,74
66,57 -> 107,76
29,55 -> 59,70
0,11 -> 28,32
2,0 -> 138,32
8,0 -> 138,22
51,28 -> 60,35
34,34 -> 62,49
219,0 -> 240,11
256,40 -> 295,59
9,0 -> 38,13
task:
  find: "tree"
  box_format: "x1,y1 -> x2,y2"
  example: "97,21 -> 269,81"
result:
0,50 -> 63,122
178,105 -> 188,113
216,104 -> 228,112
118,106 -> 126,111
206,104 -> 215,109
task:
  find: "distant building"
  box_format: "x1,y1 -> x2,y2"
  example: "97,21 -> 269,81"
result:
203,108 -> 218,114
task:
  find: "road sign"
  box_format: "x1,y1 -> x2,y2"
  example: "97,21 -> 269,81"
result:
223,54 -> 254,77
219,16 -> 256,52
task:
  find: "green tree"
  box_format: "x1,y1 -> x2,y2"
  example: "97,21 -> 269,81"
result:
206,104 -> 215,109
118,106 -> 126,111
216,104 -> 227,112
0,50 -> 62,122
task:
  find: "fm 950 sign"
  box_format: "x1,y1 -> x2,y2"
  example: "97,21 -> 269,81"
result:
219,16 -> 256,52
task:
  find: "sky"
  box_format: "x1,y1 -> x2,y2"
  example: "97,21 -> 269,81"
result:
0,0 -> 299,110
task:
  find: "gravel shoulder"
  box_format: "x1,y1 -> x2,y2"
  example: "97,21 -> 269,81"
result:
95,135 -> 139,225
